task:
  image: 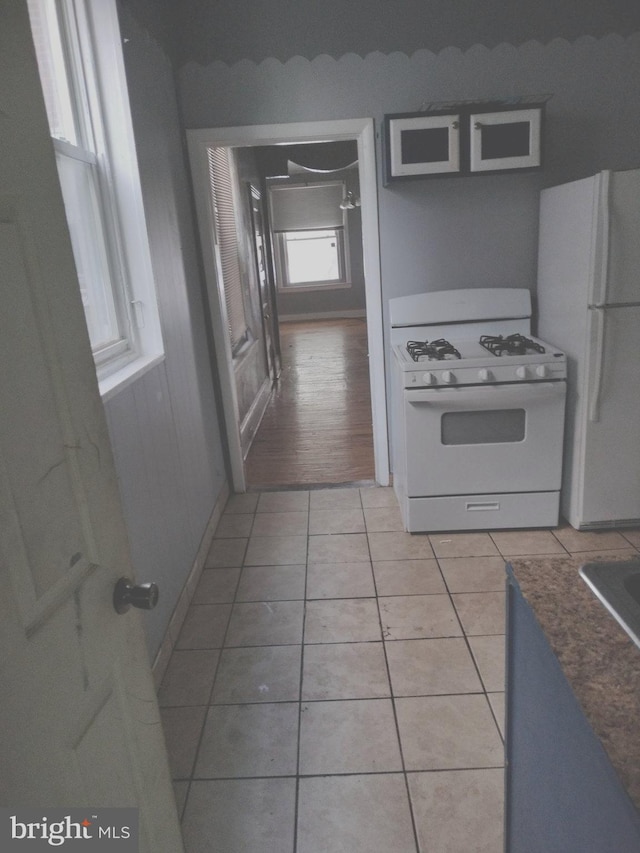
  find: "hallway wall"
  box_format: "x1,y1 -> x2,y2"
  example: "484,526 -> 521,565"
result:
104,3 -> 227,659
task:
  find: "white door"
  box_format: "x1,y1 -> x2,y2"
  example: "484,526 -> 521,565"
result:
0,5 -> 183,850
248,183 -> 281,382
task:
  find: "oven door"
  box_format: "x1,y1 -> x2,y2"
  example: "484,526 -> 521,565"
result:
403,381 -> 566,497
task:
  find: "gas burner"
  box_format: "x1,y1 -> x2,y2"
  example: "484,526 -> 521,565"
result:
406,338 -> 462,362
480,334 -> 546,357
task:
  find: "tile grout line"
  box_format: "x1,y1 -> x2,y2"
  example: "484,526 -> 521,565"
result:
293,503 -> 311,853
180,509 -> 254,819
437,554 -> 507,746
365,520 -> 422,853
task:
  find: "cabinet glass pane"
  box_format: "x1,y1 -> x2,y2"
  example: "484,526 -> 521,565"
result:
401,127 -> 450,165
481,122 -> 530,160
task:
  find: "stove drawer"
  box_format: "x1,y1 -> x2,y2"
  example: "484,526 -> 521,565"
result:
405,491 -> 560,532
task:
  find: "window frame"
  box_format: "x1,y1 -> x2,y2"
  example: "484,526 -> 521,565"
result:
268,178 -> 352,293
27,0 -> 164,399
273,226 -> 350,292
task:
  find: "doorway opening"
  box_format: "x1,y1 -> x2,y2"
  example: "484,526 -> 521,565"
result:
246,141 -> 373,488
187,119 -> 388,493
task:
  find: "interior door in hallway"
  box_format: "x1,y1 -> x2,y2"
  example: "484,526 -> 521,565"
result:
0,5 -> 183,849
249,182 -> 281,382
245,318 -> 375,487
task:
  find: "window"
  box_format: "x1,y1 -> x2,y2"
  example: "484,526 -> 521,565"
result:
268,181 -> 350,291
27,0 -> 163,396
278,228 -> 345,287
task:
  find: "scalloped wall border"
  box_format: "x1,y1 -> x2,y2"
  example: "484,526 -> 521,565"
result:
179,32 -> 640,72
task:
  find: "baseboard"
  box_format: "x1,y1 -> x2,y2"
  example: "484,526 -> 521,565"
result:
152,478 -> 230,689
240,375 -> 272,458
279,309 -> 366,322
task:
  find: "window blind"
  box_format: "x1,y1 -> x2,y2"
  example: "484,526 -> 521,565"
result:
268,181 -> 344,232
207,147 -> 247,350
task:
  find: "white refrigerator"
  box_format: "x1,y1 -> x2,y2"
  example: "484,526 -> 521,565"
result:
536,168 -> 640,529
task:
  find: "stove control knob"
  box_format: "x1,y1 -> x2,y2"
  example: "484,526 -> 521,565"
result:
535,364 -> 548,378
441,370 -> 455,384
515,366 -> 528,380
478,368 -> 493,382
422,372 -> 436,385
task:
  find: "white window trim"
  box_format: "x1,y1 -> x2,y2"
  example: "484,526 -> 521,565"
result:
86,0 -> 164,397
273,228 -> 352,292
31,0 -> 164,399
268,178 -> 352,292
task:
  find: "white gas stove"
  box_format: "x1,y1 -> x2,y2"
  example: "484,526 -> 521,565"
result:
390,288 -> 567,532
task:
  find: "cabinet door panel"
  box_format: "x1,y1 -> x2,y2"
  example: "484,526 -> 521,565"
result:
386,114 -> 460,179
505,576 -> 640,852
470,108 -> 541,172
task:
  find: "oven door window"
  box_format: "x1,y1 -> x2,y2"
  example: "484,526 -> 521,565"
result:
441,409 -> 526,445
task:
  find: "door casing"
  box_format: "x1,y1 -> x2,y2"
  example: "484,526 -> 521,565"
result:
187,119 -> 389,492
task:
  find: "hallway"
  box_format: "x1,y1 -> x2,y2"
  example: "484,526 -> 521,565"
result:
245,319 -> 375,488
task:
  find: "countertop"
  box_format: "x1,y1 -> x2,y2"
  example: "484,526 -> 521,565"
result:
509,556 -> 640,810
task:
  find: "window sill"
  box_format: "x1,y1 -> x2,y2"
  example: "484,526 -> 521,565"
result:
99,352 -> 166,402
277,281 -> 352,294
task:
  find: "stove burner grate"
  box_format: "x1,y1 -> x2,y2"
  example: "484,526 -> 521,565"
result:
480,333 -> 546,356
406,338 -> 462,362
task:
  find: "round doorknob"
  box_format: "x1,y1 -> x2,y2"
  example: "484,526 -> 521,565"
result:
114,577 -> 159,614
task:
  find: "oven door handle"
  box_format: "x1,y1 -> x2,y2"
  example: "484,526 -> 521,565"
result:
405,382 -> 566,406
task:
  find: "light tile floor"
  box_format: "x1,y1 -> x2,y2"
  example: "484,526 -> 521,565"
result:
159,486 -> 640,853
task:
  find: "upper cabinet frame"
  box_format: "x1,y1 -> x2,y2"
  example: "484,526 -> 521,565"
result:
383,100 -> 545,184
387,113 -> 461,177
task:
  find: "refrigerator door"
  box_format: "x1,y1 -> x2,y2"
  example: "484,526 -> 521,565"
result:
597,168 -> 640,306
537,170 -> 640,529
537,172 -> 598,337
576,305 -> 640,527
536,174 -> 596,451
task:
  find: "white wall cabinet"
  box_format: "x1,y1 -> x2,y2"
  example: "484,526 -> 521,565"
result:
383,101 -> 544,184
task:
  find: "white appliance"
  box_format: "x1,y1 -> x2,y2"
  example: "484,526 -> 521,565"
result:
537,168 -> 640,529
390,288 -> 567,533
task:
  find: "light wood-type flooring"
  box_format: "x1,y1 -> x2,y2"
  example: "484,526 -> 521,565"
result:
245,318 -> 375,488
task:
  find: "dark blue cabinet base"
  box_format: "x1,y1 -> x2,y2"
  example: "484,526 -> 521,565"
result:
505,570 -> 640,852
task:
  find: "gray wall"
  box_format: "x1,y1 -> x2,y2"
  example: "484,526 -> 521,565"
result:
105,4 -> 226,659
178,34 -> 640,310
173,0 -> 640,65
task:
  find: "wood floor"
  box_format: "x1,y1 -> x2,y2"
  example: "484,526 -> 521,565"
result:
245,318 -> 375,488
